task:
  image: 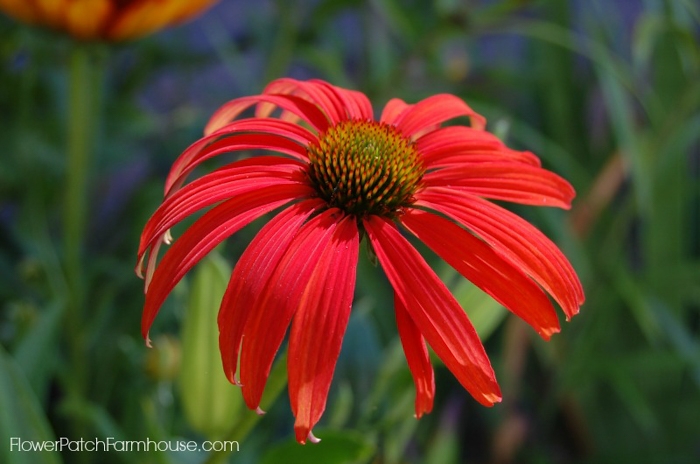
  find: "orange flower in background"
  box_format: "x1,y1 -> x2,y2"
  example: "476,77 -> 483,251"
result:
136,78 -> 585,443
0,0 -> 218,41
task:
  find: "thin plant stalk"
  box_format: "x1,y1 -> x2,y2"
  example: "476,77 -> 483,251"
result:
63,44 -> 103,443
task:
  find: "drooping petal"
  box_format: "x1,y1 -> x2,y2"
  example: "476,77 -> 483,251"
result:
238,209 -> 347,411
400,209 -> 560,339
415,126 -> 541,168
380,98 -> 412,125
139,158 -> 307,260
260,78 -> 345,125
141,184 -> 310,342
347,90 -> 375,120
309,79 -> 374,120
423,162 -> 576,208
166,124 -> 313,195
289,215 -> 359,444
218,199 -> 324,385
394,292 -> 435,418
393,94 -> 487,137
205,94 -> 330,136
174,117 -> 317,177
416,187 -> 584,319
364,216 -> 501,406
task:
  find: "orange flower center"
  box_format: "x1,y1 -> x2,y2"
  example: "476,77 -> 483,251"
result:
306,120 -> 425,218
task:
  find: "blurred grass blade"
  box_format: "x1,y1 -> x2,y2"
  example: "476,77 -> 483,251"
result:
651,299 -> 700,386
0,345 -> 62,464
596,67 -> 650,211
12,302 -> 64,400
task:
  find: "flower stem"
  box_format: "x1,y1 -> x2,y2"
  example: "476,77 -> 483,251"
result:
63,44 -> 102,442
65,46 -> 96,295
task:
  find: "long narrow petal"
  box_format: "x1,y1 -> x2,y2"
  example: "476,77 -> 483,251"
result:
260,78 -> 345,124
394,293 -> 435,418
136,176 -> 298,276
416,187 -> 584,319
182,117 -> 317,172
238,209 -> 347,411
364,216 -> 501,406
423,162 -> 575,208
310,79 -> 374,120
347,90 -> 374,120
141,184 -> 310,342
165,131 -> 310,196
289,215 -> 359,444
416,126 -> 541,168
380,98 -> 411,125
218,199 -> 324,384
205,94 -> 330,135
393,94 -> 486,137
400,209 -> 560,339
139,159 -> 307,258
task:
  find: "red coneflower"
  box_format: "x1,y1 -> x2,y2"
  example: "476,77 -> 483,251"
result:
136,78 -> 584,444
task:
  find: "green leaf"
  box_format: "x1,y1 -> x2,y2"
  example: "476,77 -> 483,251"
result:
179,251 -> 243,440
259,429 -> 375,464
0,345 -> 62,464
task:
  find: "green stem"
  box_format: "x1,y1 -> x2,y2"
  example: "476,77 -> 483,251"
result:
204,353 -> 289,464
65,46 -> 95,299
63,44 -> 102,442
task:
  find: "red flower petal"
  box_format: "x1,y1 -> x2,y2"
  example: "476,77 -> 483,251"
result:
141,184 -> 309,342
309,79 -> 374,121
364,216 -> 501,406
166,126 -> 312,196
346,90 -> 374,120
289,215 -> 359,444
218,199 -> 324,385
394,292 -> 435,418
205,94 -> 330,135
261,78 -> 346,124
139,158 -> 307,260
416,126 -> 541,168
393,94 -> 487,137
380,98 -> 411,125
400,209 -> 561,339
416,187 -> 584,319
238,209 -> 348,411
423,162 -> 576,209
211,117 -> 319,145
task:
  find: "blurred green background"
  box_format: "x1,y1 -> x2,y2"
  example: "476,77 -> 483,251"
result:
1,0 -> 699,463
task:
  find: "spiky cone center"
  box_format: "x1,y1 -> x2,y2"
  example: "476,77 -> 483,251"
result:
307,120 -> 425,218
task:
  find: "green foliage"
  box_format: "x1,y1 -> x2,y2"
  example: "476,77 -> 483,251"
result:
259,430 -> 375,464
0,345 -> 62,464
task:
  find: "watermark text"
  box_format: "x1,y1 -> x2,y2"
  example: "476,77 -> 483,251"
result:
9,437 -> 239,453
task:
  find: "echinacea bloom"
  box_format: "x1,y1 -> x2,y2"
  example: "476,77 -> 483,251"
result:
0,0 -> 217,41
137,78 -> 584,444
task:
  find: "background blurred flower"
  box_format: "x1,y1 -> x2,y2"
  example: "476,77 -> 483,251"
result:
137,78 -> 584,444
0,0 -> 218,41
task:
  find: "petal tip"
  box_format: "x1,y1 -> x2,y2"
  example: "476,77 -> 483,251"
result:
295,428 -> 321,445
307,431 -> 321,444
